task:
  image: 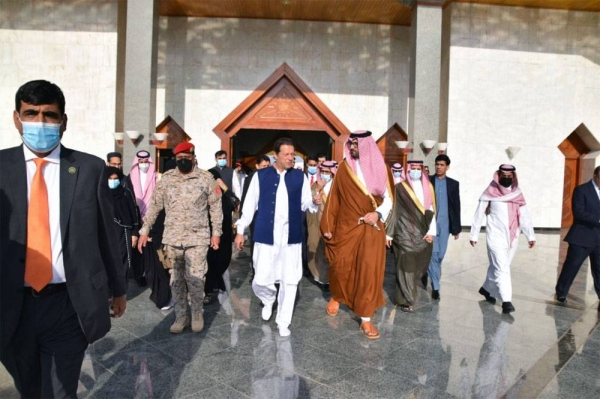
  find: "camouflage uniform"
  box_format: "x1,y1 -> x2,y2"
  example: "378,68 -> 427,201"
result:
140,168 -> 223,319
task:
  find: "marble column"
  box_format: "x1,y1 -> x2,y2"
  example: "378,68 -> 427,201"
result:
407,1 -> 443,170
120,0 -> 159,173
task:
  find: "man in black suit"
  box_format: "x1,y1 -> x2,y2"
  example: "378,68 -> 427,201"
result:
555,166 -> 600,310
423,154 -> 461,300
0,80 -> 127,398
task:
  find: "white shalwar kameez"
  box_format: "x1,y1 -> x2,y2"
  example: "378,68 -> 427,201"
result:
470,190 -> 535,303
236,168 -> 317,331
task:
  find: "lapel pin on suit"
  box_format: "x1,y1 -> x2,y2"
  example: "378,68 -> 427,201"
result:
68,166 -> 76,174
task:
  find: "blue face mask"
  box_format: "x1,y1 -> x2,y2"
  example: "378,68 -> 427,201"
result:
307,166 -> 317,175
217,159 -> 227,167
409,170 -> 422,181
321,174 -> 332,182
393,172 -> 402,178
19,118 -> 62,153
108,179 -> 120,189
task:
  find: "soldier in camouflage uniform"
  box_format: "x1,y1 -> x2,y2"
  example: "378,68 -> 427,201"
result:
138,142 -> 223,334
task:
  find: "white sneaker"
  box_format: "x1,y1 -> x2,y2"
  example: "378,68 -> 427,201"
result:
278,326 -> 291,337
261,303 -> 273,321
161,299 -> 175,311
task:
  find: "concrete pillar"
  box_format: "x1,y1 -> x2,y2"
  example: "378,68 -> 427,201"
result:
120,0 -> 159,173
407,1 -> 443,170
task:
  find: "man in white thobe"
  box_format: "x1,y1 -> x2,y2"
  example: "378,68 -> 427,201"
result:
235,137 -> 320,337
470,164 -> 535,314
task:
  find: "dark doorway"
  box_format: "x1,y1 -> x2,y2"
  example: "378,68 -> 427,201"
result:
232,128 -> 333,167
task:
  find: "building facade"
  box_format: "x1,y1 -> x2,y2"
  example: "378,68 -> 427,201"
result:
1,0 -> 599,227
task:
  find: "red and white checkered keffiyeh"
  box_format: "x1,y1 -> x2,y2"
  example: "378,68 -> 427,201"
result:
480,164 -> 526,247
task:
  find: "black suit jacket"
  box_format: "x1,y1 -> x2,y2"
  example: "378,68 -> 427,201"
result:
0,145 -> 126,354
564,180 -> 600,249
429,175 -> 462,236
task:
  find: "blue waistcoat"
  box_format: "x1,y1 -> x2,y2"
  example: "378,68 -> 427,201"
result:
254,167 -> 304,245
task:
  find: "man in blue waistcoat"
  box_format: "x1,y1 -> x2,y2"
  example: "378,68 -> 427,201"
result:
235,137 -> 321,337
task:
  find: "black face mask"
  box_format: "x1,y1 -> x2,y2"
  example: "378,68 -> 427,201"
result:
177,158 -> 193,173
499,177 -> 513,188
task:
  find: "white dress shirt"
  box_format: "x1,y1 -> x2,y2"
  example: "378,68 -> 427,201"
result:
23,144 -> 66,284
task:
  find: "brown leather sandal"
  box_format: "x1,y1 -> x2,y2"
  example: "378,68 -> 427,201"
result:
360,321 -> 380,340
326,299 -> 340,316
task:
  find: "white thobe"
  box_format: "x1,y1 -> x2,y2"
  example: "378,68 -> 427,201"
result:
236,167 -> 317,329
232,171 -> 246,199
470,192 -> 535,302
323,180 -> 332,197
411,179 -> 437,236
354,160 -> 392,221
385,179 -> 437,240
139,169 -> 147,196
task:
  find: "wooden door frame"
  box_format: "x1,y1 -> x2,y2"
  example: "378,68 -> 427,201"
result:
558,132 -> 590,227
213,63 -> 350,162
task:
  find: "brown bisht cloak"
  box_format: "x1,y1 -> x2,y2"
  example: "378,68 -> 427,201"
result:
307,181 -> 329,283
320,160 -> 386,317
387,181 -> 435,307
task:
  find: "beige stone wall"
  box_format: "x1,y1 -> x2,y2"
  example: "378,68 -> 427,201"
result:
0,0 -> 120,159
155,17 -> 411,169
446,3 -> 600,228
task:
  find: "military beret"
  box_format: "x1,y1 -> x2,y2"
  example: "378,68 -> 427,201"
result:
173,142 -> 195,155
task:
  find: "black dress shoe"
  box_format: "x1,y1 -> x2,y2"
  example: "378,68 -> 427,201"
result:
421,274 -> 428,289
502,302 -> 515,314
478,287 -> 496,304
556,295 -> 567,304
432,290 -> 440,300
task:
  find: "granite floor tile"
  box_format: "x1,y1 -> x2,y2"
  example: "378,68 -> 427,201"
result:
1,232 -> 598,398
92,344 -> 181,378
327,366 -> 418,398
402,384 -> 460,399
180,383 -> 249,399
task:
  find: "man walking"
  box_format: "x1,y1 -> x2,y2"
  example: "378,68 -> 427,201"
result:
235,137 -> 321,337
386,160 -> 436,313
555,166 -> 600,310
138,142 -> 223,333
423,154 -> 461,300
470,164 -> 535,314
321,131 -> 392,339
0,80 -> 126,398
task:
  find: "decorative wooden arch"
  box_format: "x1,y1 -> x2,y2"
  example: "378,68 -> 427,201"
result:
376,123 -> 408,170
558,128 -> 590,228
154,115 -> 191,172
213,63 -> 350,162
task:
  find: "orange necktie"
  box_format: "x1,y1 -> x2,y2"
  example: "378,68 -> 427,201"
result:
25,159 -> 53,291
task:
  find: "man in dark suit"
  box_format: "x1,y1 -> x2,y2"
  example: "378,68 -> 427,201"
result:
555,166 -> 600,310
423,154 -> 461,300
0,80 -> 127,398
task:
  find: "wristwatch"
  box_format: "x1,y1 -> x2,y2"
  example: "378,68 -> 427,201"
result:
376,211 -> 382,220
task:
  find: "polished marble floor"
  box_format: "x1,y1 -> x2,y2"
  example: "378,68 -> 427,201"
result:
1,231 -> 599,398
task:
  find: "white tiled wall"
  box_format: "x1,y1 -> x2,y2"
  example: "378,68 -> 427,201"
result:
446,3 -> 600,228
155,17 -> 411,169
0,0 -> 119,160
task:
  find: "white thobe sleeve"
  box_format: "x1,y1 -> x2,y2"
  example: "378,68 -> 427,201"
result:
470,200 -> 488,242
426,206 -> 437,236
519,204 -> 536,241
376,187 -> 392,221
301,174 -> 318,213
232,173 -> 242,199
236,173 -> 260,235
